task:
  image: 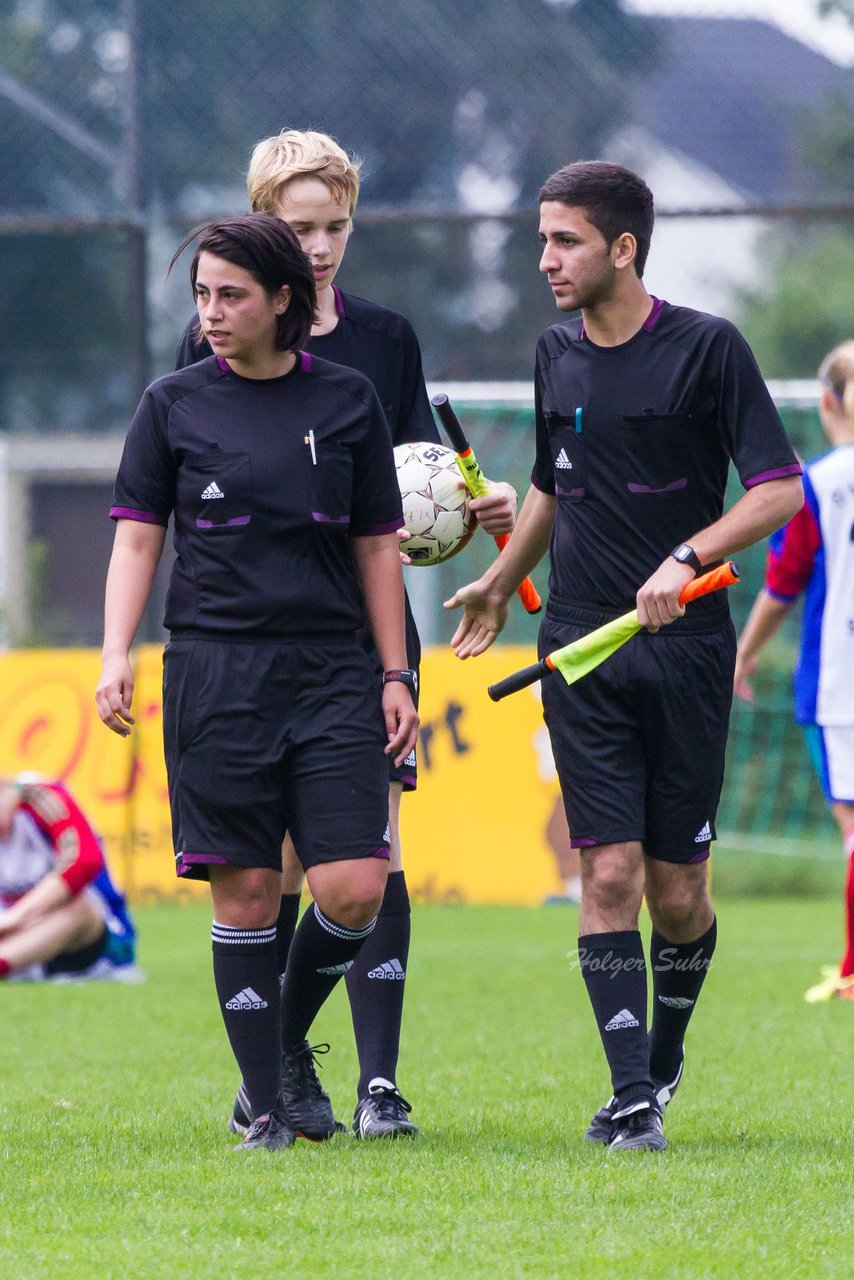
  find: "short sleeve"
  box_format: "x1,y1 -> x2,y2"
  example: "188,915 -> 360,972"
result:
713,323 -> 801,489
110,387 -> 176,526
764,472 -> 822,601
392,319 -> 440,446
174,314 -> 211,370
350,391 -> 405,536
531,359 -> 556,495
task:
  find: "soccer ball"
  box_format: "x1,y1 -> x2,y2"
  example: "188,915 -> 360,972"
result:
394,441 -> 478,565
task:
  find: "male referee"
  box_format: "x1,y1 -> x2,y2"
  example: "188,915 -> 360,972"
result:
446,161 -> 803,1151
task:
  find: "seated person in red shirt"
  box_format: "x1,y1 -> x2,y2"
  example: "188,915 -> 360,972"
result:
0,776 -> 136,981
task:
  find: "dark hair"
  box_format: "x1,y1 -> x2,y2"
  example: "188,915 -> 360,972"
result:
539,161 -> 654,277
169,213 -> 316,351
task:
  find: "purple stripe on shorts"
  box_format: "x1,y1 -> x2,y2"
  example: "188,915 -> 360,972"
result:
373,847 -> 391,861
311,511 -> 349,524
642,296 -> 666,330
687,846 -> 711,864
571,837 -> 599,849
627,477 -> 687,494
176,852 -> 230,877
743,463 -> 803,489
398,773 -> 417,789
332,285 -> 346,317
196,515 -> 251,528
299,350 -> 313,373
110,506 -> 163,524
216,356 -> 230,374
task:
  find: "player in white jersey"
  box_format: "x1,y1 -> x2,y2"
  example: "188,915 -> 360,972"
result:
0,776 -> 136,980
734,341 -> 854,1001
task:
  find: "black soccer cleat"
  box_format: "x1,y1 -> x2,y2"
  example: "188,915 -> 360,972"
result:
608,1098 -> 667,1152
584,1052 -> 685,1145
280,1041 -> 342,1141
353,1077 -> 420,1139
233,1110 -> 296,1151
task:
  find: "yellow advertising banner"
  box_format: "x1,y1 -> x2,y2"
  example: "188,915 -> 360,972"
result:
0,645 -> 567,905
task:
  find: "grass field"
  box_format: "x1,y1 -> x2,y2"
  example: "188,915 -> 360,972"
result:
1,894 -> 851,1279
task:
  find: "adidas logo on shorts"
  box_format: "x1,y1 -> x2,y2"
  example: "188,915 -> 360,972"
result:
225,986 -> 268,1010
605,1007 -> 639,1031
367,958 -> 406,980
555,448 -> 573,470
694,820 -> 712,844
403,750 -> 416,768
201,481 -> 225,499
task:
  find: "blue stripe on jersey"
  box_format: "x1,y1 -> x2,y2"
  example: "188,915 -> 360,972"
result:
793,470 -> 825,724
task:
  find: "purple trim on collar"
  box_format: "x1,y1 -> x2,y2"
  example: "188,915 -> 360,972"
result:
642,296 -> 665,331
744,463 -> 802,490
215,356 -> 230,374
580,296 -> 665,342
311,511 -> 349,525
110,506 -> 162,525
299,350 -> 313,373
332,285 -> 346,317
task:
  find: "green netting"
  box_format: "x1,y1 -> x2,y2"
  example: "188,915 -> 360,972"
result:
426,398 -> 837,847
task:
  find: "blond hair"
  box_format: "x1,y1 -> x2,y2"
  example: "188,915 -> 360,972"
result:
247,130 -> 361,216
819,340 -> 854,419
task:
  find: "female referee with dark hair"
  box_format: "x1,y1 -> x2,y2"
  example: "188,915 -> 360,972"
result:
96,213 -> 418,1151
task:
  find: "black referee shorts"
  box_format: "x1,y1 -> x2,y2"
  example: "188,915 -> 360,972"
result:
539,602 -> 736,863
162,637 -> 390,880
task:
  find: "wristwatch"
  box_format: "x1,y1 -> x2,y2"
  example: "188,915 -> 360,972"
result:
383,668 -> 418,692
670,543 -> 703,575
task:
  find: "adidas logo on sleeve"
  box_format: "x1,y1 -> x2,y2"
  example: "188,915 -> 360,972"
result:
605,1007 -> 640,1031
201,481 -> 225,500
555,448 -> 573,470
225,987 -> 268,1010
367,958 -> 406,980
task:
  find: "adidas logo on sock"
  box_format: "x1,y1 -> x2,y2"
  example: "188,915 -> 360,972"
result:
317,961 -> 354,976
201,481 -> 225,499
605,1007 -> 639,1031
555,448 -> 573,470
225,986 -> 268,1010
658,995 -> 695,1009
367,958 -> 406,980
694,820 -> 712,844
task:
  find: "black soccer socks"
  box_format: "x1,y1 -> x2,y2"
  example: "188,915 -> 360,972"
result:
345,870 -> 411,1096
649,917 -> 717,1085
280,902 -> 377,1051
578,930 -> 654,1104
275,892 -> 302,982
211,921 -> 282,1119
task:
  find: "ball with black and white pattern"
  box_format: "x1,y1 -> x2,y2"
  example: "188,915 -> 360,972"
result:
393,441 -> 478,565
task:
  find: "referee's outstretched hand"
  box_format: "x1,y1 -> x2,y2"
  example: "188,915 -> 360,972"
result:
444,578 -> 509,659
96,653 -> 137,737
383,683 -> 420,767
636,557 -> 696,632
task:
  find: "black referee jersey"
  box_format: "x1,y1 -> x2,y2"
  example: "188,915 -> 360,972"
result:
175,285 -> 440,448
111,352 -> 404,640
531,298 -> 801,626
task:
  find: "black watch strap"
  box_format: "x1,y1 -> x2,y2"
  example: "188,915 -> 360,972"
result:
383,668 -> 417,690
670,543 -> 703,575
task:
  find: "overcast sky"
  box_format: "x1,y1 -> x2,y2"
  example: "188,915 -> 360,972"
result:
626,0 -> 854,64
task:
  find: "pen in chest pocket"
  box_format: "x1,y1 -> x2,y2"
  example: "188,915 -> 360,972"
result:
575,406 -> 583,433
304,430 -> 317,464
